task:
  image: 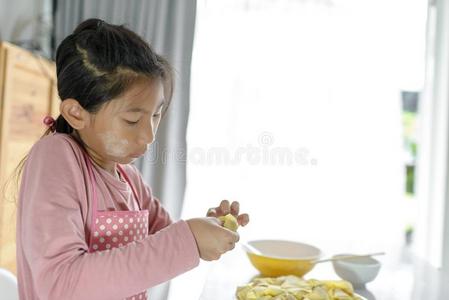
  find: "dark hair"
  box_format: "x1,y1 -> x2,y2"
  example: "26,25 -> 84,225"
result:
52,18 -> 173,135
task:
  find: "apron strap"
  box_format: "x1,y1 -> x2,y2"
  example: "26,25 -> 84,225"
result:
117,164 -> 142,210
82,151 -> 143,212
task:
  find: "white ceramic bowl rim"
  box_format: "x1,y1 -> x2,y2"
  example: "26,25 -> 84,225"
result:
247,239 -> 323,260
332,253 -> 381,267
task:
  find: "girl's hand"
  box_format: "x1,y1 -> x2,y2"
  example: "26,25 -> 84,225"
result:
186,217 -> 240,261
206,200 -> 250,227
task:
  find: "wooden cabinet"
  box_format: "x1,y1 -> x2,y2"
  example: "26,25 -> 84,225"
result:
0,42 -> 59,274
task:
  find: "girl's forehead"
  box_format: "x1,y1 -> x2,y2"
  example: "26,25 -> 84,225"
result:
106,78 -> 164,113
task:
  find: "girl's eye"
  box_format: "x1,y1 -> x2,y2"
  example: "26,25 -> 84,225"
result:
125,120 -> 139,125
153,113 -> 161,118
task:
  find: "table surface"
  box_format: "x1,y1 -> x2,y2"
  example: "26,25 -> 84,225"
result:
196,245 -> 449,300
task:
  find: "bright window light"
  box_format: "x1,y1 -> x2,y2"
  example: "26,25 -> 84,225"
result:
169,0 -> 427,298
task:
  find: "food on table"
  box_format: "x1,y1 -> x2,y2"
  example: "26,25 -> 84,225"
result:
236,275 -> 363,300
219,213 -> 239,232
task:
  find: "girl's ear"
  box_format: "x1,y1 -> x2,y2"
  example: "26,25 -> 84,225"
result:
60,99 -> 90,130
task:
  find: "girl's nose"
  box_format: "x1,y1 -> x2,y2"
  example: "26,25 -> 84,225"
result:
140,126 -> 155,146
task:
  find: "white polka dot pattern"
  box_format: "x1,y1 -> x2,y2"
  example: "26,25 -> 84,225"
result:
91,211 -> 149,252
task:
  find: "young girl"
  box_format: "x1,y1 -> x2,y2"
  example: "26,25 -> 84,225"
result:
15,18 -> 249,300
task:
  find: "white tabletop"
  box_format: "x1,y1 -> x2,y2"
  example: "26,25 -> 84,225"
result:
197,245 -> 449,300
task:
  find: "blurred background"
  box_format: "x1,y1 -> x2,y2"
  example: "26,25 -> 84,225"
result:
1,0 -> 448,299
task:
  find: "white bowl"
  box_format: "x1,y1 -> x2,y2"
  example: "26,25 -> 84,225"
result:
332,254 -> 381,289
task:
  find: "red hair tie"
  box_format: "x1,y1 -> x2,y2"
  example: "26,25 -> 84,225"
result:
43,116 -> 56,132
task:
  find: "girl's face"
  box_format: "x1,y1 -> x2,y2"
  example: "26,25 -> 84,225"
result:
77,77 -> 165,169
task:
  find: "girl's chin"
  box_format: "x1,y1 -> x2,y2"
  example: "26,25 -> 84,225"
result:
113,156 -> 137,164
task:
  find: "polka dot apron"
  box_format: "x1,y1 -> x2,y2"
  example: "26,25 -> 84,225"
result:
83,151 -> 149,300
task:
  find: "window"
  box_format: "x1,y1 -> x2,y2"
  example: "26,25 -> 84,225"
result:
169,0 -> 427,298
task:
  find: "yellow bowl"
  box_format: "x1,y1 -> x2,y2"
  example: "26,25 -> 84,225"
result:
243,240 -> 322,277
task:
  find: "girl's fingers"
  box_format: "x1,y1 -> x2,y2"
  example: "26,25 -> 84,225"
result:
230,201 -> 240,216
237,213 -> 250,227
209,200 -> 243,219
219,199 -> 231,215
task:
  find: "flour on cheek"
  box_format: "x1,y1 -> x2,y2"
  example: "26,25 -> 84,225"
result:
99,131 -> 130,158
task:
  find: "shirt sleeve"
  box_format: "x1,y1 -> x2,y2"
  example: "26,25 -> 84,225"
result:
18,137 -> 200,300
126,164 -> 173,234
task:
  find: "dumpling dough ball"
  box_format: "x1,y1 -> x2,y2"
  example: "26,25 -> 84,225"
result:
219,213 -> 239,231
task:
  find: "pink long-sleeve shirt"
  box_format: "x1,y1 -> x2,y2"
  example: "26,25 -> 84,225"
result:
16,132 -> 200,300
